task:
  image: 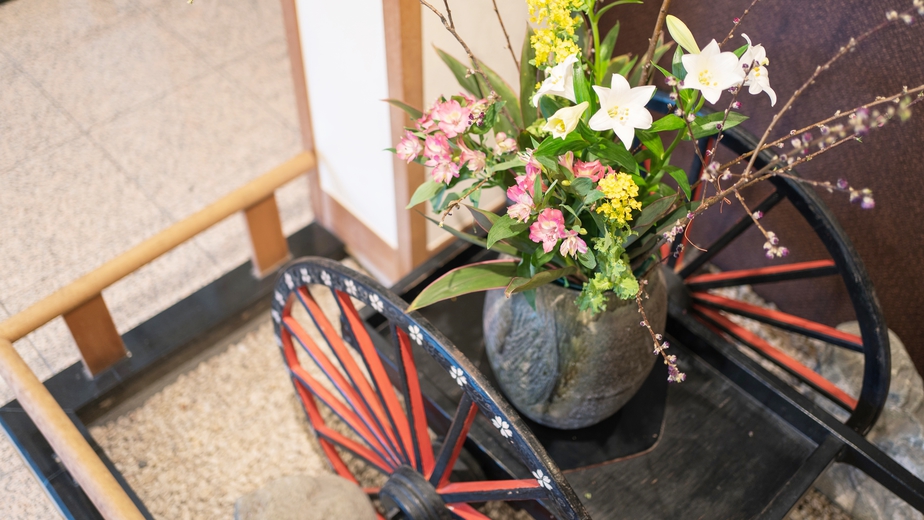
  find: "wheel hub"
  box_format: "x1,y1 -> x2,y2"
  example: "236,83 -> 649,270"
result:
380,466 -> 450,520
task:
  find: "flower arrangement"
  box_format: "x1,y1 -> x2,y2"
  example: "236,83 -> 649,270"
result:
393,0 -> 924,382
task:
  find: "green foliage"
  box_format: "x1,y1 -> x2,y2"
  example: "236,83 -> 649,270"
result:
407,261 -> 519,310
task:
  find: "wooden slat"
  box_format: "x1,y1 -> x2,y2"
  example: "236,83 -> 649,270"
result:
0,152 -> 315,343
0,339 -> 144,520
62,293 -> 126,376
244,194 -> 291,277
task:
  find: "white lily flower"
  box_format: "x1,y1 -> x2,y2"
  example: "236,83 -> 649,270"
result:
666,15 -> 700,54
589,74 -> 656,150
681,39 -> 742,104
532,54 -> 579,106
738,34 -> 777,106
543,102 -> 588,139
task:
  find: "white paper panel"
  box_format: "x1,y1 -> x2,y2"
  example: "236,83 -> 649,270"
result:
296,0 -> 399,248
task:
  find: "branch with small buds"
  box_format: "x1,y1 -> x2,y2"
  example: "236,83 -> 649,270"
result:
637,281 -> 685,382
491,0 -> 519,70
720,0 -> 764,47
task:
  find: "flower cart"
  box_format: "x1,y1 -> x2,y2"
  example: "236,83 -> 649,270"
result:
272,106 -> 924,518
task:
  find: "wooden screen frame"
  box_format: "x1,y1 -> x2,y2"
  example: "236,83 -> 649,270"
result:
280,0 -> 429,284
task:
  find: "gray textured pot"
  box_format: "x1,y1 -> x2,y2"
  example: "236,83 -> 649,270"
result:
483,269 -> 666,429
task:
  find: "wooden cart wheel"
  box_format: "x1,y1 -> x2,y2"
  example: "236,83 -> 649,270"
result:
271,257 -> 590,520
649,92 -> 890,434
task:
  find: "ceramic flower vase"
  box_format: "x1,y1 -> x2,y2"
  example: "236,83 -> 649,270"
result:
483,268 -> 667,429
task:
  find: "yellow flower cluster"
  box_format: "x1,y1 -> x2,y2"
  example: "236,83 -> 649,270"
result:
527,0 -> 585,65
595,172 -> 642,226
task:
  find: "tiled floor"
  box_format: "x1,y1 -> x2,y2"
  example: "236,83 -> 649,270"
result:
0,0 -> 309,516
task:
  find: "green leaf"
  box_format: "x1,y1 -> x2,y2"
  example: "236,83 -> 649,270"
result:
688,112 -> 749,139
635,195 -> 678,228
594,0 -> 643,20
487,157 -> 526,174
571,65 -> 597,118
505,266 -> 577,297
465,204 -> 500,232
651,63 -> 675,81
538,96 -> 565,119
385,98 -> 422,120
424,216 -> 518,256
407,261 -> 518,310
578,250 -> 596,269
584,189 -> 605,204
671,45 -> 687,81
436,47 -> 481,97
407,181 -> 445,209
487,215 -> 528,248
482,61 -> 523,129
732,43 -> 749,58
592,139 -> 636,172
570,177 -> 594,196
636,130 -> 664,159
533,128 -> 589,157
649,113 -> 686,132
465,205 -> 537,254
520,27 -> 539,128
666,166 -> 692,200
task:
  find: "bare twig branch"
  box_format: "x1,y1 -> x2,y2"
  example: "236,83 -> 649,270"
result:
739,7 -> 916,182
720,0 -> 763,47
638,0 -> 673,85
442,0 -> 454,27
491,0 -> 519,69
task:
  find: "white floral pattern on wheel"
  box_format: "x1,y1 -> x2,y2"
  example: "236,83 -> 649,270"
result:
492,416 -> 512,438
299,267 -> 311,283
321,271 -> 332,286
271,309 -> 281,323
449,366 -> 467,387
369,294 -> 384,313
284,272 -> 294,289
274,291 -> 285,305
408,325 -> 423,345
532,469 -> 553,490
344,279 -> 357,296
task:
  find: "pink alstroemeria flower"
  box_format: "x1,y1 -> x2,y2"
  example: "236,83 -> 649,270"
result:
529,208 -> 566,253
558,151 -> 575,172
573,160 -> 605,182
494,132 -> 518,154
431,161 -> 461,184
559,230 -> 588,258
396,131 -> 423,163
459,141 -> 486,172
434,100 -> 471,138
506,184 -> 534,222
423,133 -> 451,165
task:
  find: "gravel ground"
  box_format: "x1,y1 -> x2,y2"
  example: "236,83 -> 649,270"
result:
90,278 -> 852,519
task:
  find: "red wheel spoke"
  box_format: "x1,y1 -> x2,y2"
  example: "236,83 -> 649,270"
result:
429,393 -> 478,488
314,423 -> 392,474
446,503 -> 492,520
281,323 -> 399,467
335,292 -> 416,465
694,305 -> 857,410
439,479 -> 547,503
292,382 -> 359,482
296,287 -> 408,465
686,260 -> 839,291
678,190 -> 784,279
396,326 -> 436,474
692,288 -> 860,350
692,292 -> 864,352
446,503 -> 492,519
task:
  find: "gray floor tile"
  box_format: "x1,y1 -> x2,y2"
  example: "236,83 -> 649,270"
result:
0,55 -> 83,173
0,0 -> 138,64
140,0 -> 284,67
0,461 -> 62,519
88,68 -> 301,228
0,136 -> 171,299
17,12 -> 209,129
219,36 -> 300,131
0,304 -> 52,407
